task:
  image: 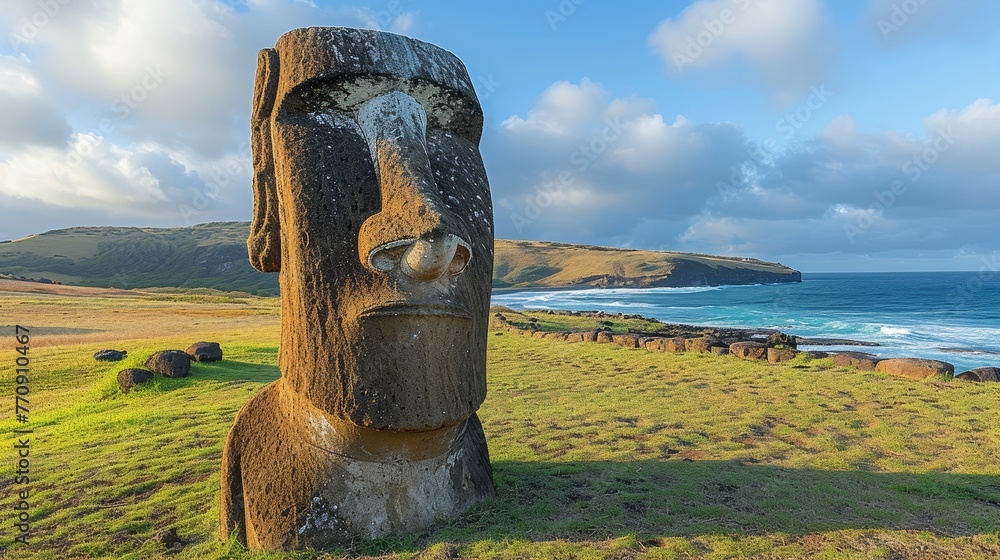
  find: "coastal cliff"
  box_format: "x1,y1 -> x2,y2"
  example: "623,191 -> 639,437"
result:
493,240 -> 801,289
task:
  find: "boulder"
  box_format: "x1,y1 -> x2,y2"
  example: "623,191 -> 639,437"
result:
596,331 -> 615,344
710,346 -> 729,356
768,347 -> 798,364
832,352 -> 881,371
730,341 -> 768,361
117,368 -> 155,393
875,358 -> 954,381
585,330 -> 601,342
186,342 -> 223,362
613,334 -> 640,348
531,331 -> 548,339
644,338 -> 668,352
94,349 -> 127,362
145,350 -> 192,378
543,332 -> 567,341
766,332 -> 797,349
565,333 -> 586,343
684,337 -> 717,353
956,367 -> 1000,382
665,338 -> 687,353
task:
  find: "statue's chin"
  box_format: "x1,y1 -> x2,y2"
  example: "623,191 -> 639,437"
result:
341,313 -> 483,431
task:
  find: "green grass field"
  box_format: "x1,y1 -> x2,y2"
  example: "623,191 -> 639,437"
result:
1,287 -> 999,559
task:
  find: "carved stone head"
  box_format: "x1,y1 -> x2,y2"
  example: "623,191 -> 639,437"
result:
248,27 -> 493,432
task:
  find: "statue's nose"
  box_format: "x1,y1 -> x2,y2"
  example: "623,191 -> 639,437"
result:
356,91 -> 472,281
369,233 -> 472,280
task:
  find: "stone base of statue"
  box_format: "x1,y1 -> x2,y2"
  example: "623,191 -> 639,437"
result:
221,380 -> 494,550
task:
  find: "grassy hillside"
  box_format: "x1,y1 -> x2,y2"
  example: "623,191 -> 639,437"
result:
1,284 -> 998,559
0,224 -> 800,295
0,223 -> 276,295
493,240 -> 800,289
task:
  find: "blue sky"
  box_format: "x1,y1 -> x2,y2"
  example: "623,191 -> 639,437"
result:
1,0 -> 998,272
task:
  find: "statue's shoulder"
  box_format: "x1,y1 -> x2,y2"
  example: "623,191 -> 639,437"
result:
226,380 -> 285,450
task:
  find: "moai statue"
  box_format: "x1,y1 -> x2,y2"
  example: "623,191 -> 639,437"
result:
220,27 -> 496,551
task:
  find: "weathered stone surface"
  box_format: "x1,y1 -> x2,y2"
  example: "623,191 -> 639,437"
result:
665,337 -> 687,353
956,367 -> 1000,382
145,350 -> 191,378
94,349 -> 127,361
613,333 -> 640,348
596,331 -> 615,344
221,27 -> 495,551
710,346 -> 729,356
832,352 -> 881,371
186,341 -> 223,362
730,341 -> 768,361
117,368 -> 154,393
875,358 -> 954,381
644,338 -> 667,352
684,337 -> 716,353
768,347 -> 798,364
543,332 -> 568,341
565,333 -> 586,343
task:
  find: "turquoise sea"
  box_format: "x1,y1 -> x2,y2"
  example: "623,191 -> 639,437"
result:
491,272 -> 1000,374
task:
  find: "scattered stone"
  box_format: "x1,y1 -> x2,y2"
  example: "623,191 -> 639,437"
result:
186,341 -> 223,362
117,368 -> 155,394
613,334 -> 640,348
831,352 -> 881,371
156,527 -> 184,549
730,341 -> 768,361
94,349 -> 127,362
665,338 -> 687,353
875,358 -> 954,381
145,350 -> 192,378
684,337 -> 717,353
768,347 -> 798,364
644,338 -> 667,352
956,367 -> 1000,382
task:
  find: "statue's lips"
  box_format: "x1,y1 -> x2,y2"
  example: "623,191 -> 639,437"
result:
358,302 -> 473,320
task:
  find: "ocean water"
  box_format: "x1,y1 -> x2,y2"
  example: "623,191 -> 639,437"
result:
491,272 -> 1000,373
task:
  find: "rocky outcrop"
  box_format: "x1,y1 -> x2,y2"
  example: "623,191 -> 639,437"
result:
875,358 -> 954,381
145,350 -> 192,378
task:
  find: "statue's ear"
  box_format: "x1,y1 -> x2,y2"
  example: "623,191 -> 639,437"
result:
248,48 -> 281,273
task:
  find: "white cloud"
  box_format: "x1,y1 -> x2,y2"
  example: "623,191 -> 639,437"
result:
0,0 -> 419,231
648,0 -> 834,100
0,54 -> 69,148
489,85 -> 1000,259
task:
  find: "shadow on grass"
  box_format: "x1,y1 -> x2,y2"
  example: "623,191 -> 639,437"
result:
360,459 -> 1000,554
156,359 -> 280,388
